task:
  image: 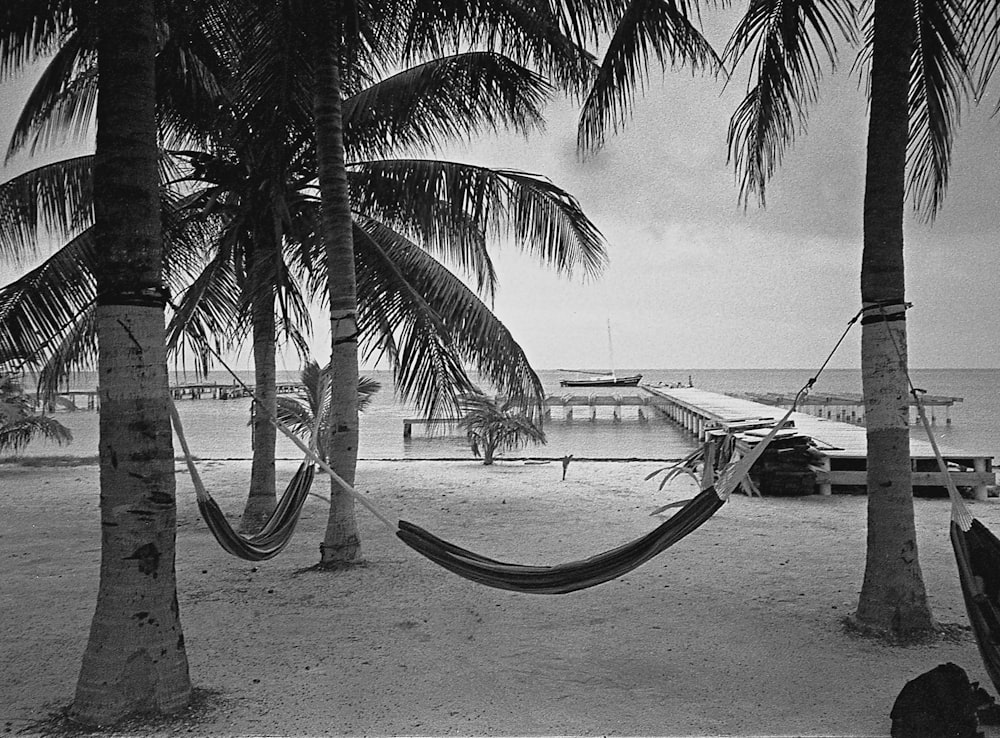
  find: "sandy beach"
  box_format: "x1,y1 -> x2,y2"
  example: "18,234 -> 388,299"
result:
3,456 -> 999,737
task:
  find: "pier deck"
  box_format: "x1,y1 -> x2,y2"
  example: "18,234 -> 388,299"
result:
643,385 -> 994,498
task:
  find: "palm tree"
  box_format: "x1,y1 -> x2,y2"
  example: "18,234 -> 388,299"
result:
722,0 -> 974,636
218,0 -> 603,568
1,0 -> 607,569
70,0 -> 192,723
568,0 -> 978,638
0,363 -> 72,454
459,392 -> 547,465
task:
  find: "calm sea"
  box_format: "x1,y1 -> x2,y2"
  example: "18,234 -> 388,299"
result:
6,368 -> 999,463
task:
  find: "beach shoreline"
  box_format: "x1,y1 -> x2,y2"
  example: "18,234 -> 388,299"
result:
3,457 -> 999,736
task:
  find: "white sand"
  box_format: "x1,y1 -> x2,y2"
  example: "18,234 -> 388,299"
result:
3,458 -> 999,736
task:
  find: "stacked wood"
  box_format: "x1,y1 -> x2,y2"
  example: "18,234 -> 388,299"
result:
736,430 -> 817,496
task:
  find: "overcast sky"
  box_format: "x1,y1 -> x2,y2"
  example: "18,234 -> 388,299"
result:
2,31 -> 999,372
438,67 -> 1000,371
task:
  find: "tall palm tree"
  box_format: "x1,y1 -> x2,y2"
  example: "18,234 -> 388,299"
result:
305,0 -> 364,566
570,0 -> 976,637
723,0 -> 972,636
71,0 -> 192,723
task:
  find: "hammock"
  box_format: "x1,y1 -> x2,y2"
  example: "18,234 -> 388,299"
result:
898,379 -> 1000,695
951,518 -> 1000,694
169,400 -> 316,561
394,402 -> 796,594
194,463 -> 315,561
397,484 -> 725,594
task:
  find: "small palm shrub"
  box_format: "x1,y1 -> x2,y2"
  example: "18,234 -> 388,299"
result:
274,360 -> 381,461
0,370 -> 72,455
459,392 -> 546,465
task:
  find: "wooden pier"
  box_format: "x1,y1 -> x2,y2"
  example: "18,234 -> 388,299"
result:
643,385 -> 994,499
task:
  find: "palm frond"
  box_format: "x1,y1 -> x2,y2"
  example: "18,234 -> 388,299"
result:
0,229 -> 97,376
401,0 -> 597,95
32,306 -> 96,402
906,0 -> 971,219
351,221 -> 475,419
5,29 -> 95,159
354,217 -> 546,418
724,0 -> 857,206
348,158 -> 607,291
275,394 -> 319,441
0,1 -> 75,80
579,0 -> 724,153
0,155 -> 93,263
275,361 -> 382,457
965,0 -> 1000,100
343,51 -> 550,159
0,413 -> 73,454
165,247 -> 242,377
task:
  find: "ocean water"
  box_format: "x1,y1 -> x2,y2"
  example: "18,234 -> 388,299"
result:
6,368 -> 999,463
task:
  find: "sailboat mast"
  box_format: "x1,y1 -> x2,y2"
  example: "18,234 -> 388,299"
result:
607,319 -> 616,379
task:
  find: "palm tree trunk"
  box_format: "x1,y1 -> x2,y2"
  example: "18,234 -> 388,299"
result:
854,0 -> 934,636
71,0 -> 191,723
241,252 -> 278,533
313,2 -> 362,567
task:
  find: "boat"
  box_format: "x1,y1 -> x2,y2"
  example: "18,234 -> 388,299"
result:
559,319 -> 641,388
559,374 -> 643,388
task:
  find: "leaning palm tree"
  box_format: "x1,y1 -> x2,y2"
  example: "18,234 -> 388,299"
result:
459,392 -> 547,465
568,0 -> 979,638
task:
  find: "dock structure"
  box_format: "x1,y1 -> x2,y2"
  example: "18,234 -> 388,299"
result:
643,385 -> 994,500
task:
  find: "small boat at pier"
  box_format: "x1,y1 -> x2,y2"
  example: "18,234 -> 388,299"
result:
559,319 -> 641,388
559,373 -> 642,388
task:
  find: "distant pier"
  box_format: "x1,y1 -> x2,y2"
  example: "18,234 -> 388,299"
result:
31,381 -> 304,411
743,390 -> 962,426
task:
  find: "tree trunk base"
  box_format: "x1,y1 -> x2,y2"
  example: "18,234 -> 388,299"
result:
842,612 -> 942,645
318,538 -> 363,569
239,497 -> 277,535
